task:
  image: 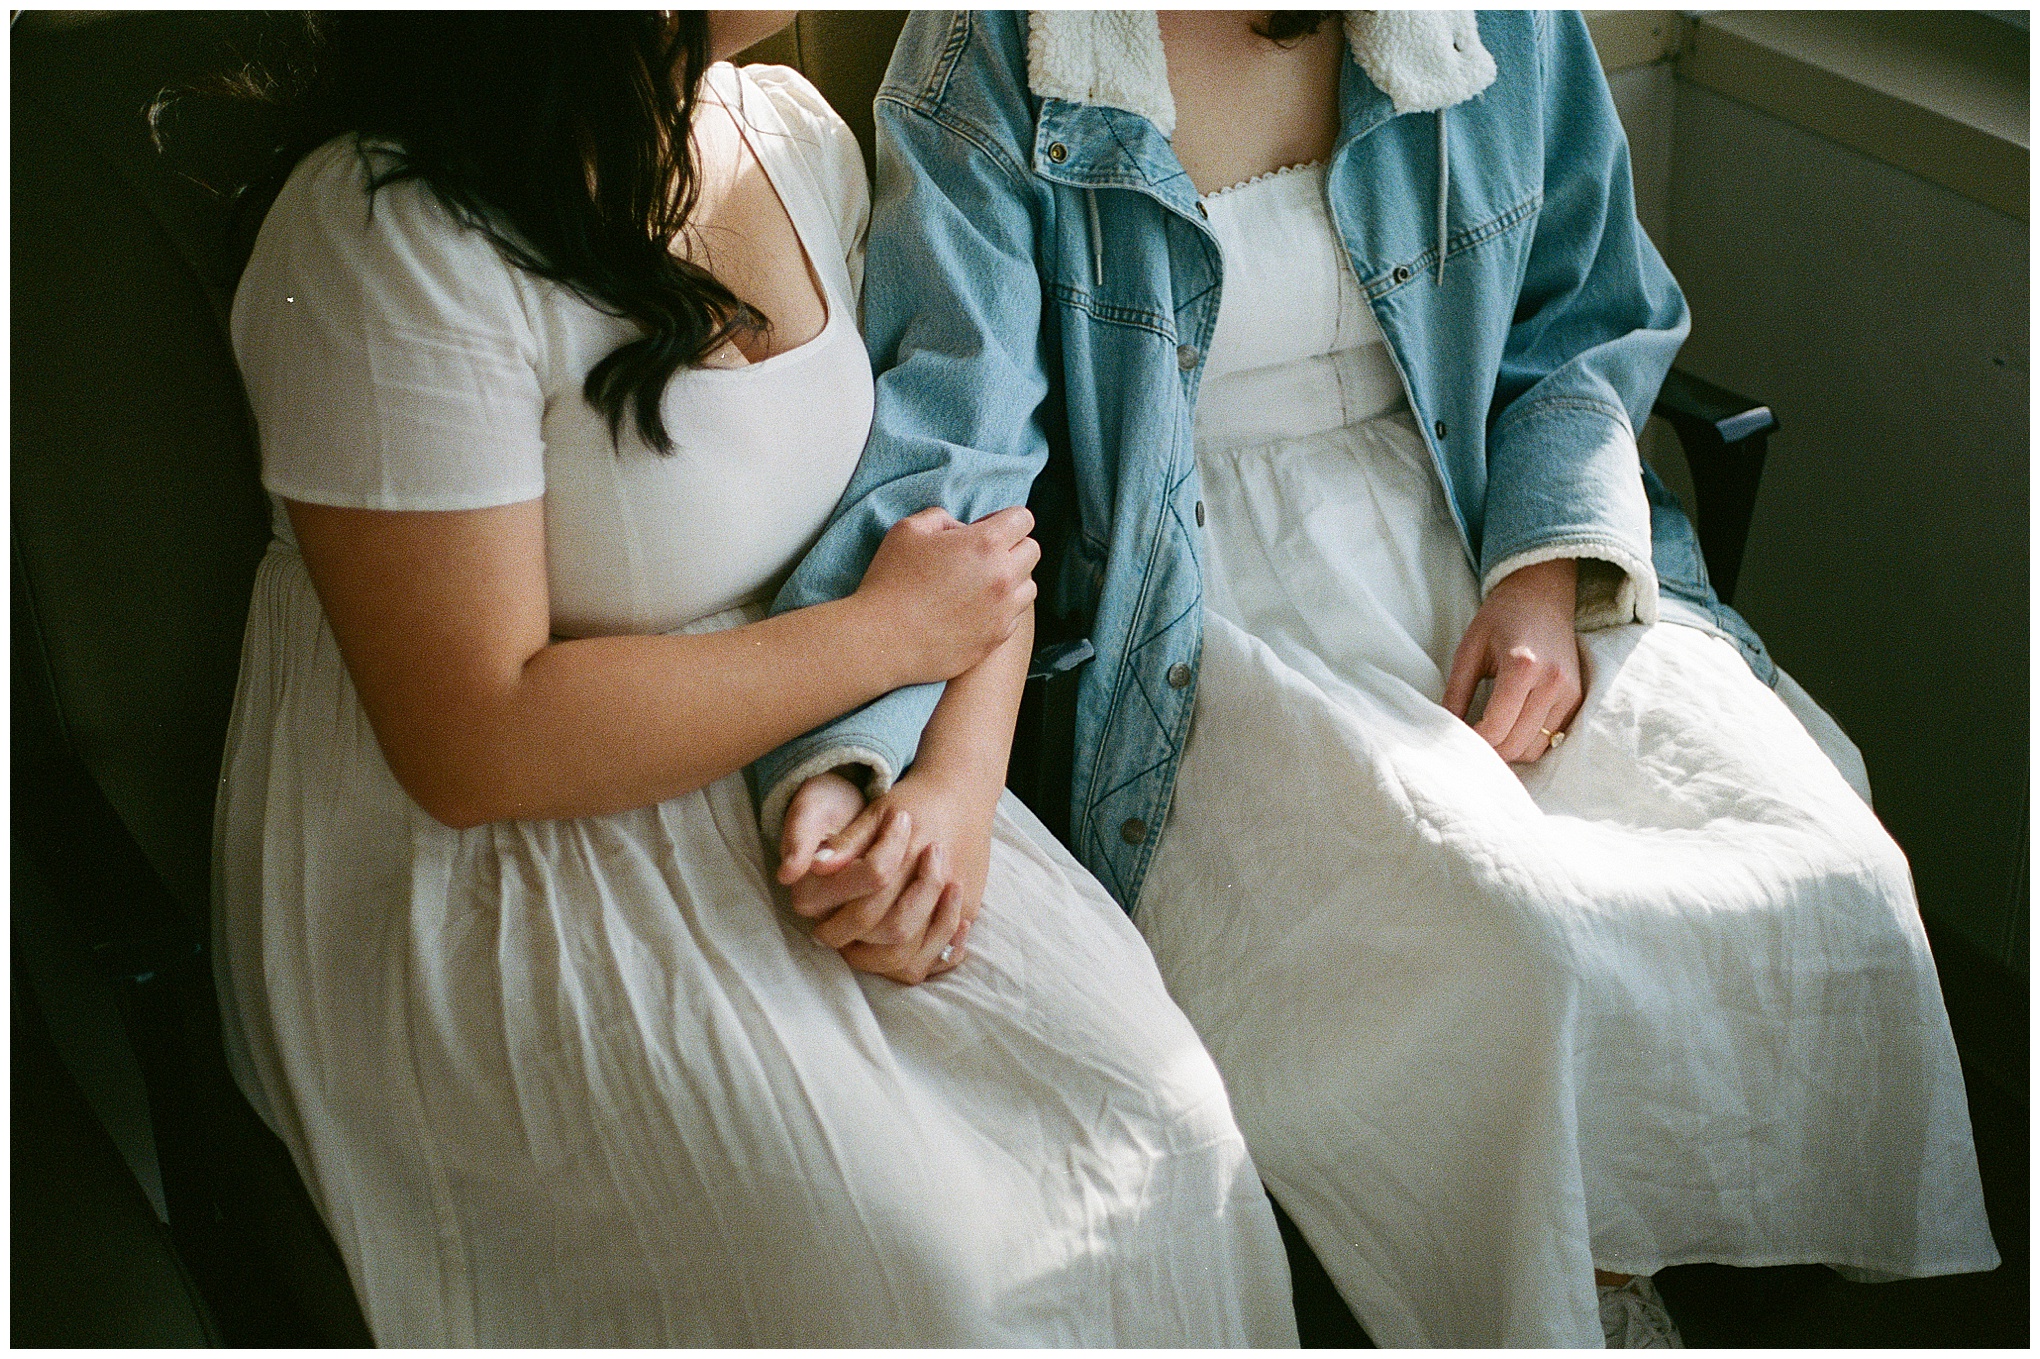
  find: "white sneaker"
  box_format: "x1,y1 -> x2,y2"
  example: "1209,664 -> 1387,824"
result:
1598,1276 -> 1685,1348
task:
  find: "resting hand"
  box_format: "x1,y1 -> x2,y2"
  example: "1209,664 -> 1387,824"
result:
1441,557 -> 1584,764
782,769 -> 992,985
777,768 -> 869,884
779,769 -> 962,983
853,506 -> 1040,687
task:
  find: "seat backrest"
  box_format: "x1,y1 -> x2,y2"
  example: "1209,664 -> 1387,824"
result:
738,12 -> 910,179
14,11 -> 281,933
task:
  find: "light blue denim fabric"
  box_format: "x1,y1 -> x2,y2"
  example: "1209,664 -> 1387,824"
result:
753,10 -> 1775,910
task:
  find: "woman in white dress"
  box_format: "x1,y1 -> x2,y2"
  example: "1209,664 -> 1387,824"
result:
212,11 -> 1293,1346
760,9 -> 2001,1348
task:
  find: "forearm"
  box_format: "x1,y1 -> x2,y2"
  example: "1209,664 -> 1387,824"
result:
904,608 -> 1033,813
384,597 -> 906,828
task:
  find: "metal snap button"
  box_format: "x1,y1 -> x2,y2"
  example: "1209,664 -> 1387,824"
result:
1393,265 -> 1412,284
1195,201 -> 1208,218
1434,419 -> 1449,440
1167,663 -> 1192,689
1047,142 -> 1069,163
1176,344 -> 1199,371
1195,500 -> 1206,527
1121,817 -> 1148,845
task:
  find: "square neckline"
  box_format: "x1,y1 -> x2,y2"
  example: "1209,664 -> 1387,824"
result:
686,63 -> 846,377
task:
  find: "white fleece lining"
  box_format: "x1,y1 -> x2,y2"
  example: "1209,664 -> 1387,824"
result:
1027,10 -> 1177,136
758,744 -> 899,848
1025,11 -> 1496,133
1482,540 -> 1659,632
1343,10 -> 1497,114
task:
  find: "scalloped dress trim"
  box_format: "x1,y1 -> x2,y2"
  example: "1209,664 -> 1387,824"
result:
1199,159 -> 1327,202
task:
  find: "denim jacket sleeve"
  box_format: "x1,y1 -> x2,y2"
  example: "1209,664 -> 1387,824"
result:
1479,9 -> 1690,628
747,12 -> 1052,840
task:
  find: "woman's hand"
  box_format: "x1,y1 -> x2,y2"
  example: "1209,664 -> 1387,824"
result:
853,506 -> 1039,688
783,768 -> 994,985
1441,557 -> 1584,764
779,768 -> 970,985
776,767 -> 869,884
776,603 -> 1030,985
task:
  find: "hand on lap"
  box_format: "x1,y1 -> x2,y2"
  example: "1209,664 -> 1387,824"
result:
779,768 -> 987,984
1442,557 -> 1585,764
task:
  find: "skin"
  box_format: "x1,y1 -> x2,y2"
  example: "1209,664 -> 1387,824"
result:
788,11 -> 1590,982
289,11 -> 1041,846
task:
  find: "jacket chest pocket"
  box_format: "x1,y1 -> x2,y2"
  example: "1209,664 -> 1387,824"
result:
1337,107 -> 1542,288
1045,185 -> 1214,342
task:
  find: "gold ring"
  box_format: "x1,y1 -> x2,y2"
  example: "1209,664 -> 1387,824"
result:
1541,728 -> 1566,749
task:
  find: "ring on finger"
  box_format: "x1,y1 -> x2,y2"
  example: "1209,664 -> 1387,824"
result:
1540,727 -> 1566,749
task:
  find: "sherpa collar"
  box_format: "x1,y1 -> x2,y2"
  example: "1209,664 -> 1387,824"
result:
1025,10 -> 1496,137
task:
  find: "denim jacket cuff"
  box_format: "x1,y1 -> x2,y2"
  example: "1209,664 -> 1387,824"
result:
750,682 -> 943,844
1482,536 -> 1660,631
756,742 -> 901,848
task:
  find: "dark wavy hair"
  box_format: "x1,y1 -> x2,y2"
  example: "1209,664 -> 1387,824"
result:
1255,12 -> 1333,45
163,11 -> 763,454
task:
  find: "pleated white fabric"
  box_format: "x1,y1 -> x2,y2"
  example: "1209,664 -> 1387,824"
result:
213,64 -> 1294,1347
1137,164 -> 1998,1347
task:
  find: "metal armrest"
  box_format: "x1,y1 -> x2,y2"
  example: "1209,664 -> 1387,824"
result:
1651,368 -> 1779,606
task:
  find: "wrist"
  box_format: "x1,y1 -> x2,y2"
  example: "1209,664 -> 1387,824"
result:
1493,556 -> 1579,609
832,591 -> 917,695
1497,555 -> 1577,588
902,753 -> 1007,814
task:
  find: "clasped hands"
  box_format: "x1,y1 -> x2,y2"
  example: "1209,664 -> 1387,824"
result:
776,766 -> 986,986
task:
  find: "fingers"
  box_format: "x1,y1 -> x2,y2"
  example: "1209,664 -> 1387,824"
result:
777,810 -> 825,885
1497,687 -> 1565,764
811,810 -> 918,947
842,881 -> 968,986
809,798 -> 888,877
837,844 -> 946,964
898,505 -> 963,532
1473,646 -> 1539,748
862,843 -> 948,953
1440,627 -> 1488,719
970,504 -> 1035,547
777,780 -> 867,885
1491,645 -> 1586,764
790,805 -> 911,921
920,885 -> 967,976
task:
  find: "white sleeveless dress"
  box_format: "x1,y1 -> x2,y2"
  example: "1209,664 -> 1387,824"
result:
213,64 -> 1293,1347
1135,163 -> 1997,1347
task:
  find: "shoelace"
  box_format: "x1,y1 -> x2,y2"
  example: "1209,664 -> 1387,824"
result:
1599,1279 -> 1685,1349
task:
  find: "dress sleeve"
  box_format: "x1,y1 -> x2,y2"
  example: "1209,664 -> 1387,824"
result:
230,139 -> 547,512
741,64 -> 871,305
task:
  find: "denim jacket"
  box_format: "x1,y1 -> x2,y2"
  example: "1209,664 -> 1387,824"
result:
754,10 -> 1773,911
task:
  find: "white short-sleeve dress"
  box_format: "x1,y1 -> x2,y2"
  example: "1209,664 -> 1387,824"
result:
1134,163 -> 1998,1348
215,64 -> 1294,1347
